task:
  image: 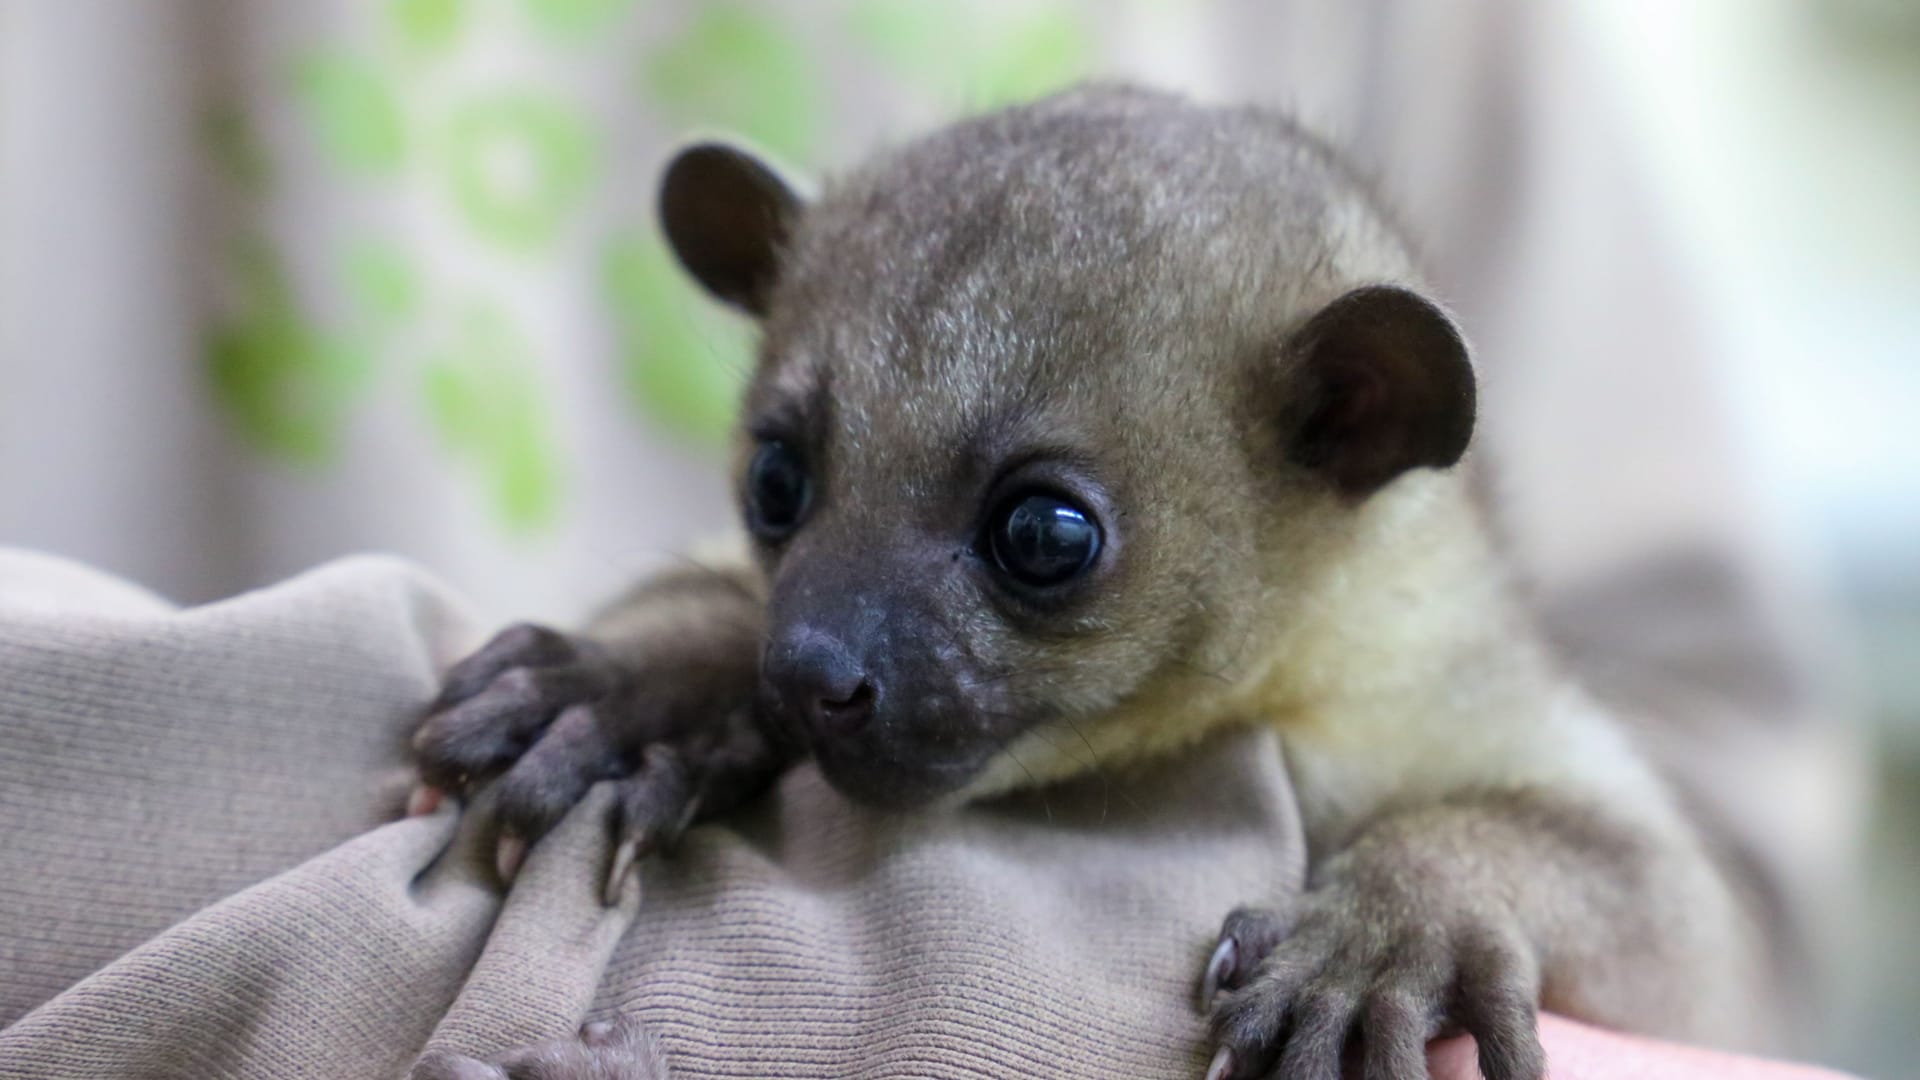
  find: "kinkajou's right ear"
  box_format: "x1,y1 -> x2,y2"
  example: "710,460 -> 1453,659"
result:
658,142 -> 806,317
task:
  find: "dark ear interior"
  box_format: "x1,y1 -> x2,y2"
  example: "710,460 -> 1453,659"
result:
657,143 -> 803,317
1285,285 -> 1476,497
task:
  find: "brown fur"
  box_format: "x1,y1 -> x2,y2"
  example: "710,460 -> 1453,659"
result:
410,85 -> 1769,1079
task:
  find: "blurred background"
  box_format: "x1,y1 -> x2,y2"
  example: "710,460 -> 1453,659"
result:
0,0 -> 1913,1073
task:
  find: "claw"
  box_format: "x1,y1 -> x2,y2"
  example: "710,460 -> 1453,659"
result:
579,1020 -> 614,1045
603,835 -> 644,907
1203,1045 -> 1235,1080
406,784 -> 444,817
1201,936 -> 1237,1010
496,835 -> 528,883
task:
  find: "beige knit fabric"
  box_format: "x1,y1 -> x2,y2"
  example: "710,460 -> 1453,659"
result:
0,548 -> 1303,1079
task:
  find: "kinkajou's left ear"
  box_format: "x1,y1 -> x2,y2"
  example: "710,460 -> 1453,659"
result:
1281,284 -> 1476,497
657,142 -> 806,317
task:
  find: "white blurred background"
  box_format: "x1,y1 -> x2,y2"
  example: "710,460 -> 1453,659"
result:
2,1 -> 1914,1072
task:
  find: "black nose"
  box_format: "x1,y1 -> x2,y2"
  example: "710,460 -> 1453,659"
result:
764,626 -> 877,739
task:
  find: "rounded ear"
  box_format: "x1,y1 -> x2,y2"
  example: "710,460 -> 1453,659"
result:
1284,285 -> 1476,497
657,142 -> 804,317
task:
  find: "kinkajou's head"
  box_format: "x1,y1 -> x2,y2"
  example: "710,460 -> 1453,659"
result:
659,85 -> 1475,808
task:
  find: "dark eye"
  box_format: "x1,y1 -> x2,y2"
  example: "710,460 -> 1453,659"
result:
986,492 -> 1102,588
745,440 -> 811,539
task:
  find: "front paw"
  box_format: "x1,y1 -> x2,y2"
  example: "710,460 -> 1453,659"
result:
413,624 -> 619,801
411,1015 -> 667,1079
410,622 -> 767,900
1198,897 -> 1544,1080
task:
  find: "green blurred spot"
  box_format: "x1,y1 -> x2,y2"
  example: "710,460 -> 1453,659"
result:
849,0 -> 1090,108
291,51 -> 408,174
521,0 -> 633,38
603,232 -> 747,447
847,0 -> 944,73
643,4 -> 821,165
344,241 -> 421,330
207,240 -> 375,464
442,91 -> 595,253
209,322 -> 373,463
202,102 -> 273,193
974,8 -> 1089,105
422,305 -> 566,531
389,0 -> 467,53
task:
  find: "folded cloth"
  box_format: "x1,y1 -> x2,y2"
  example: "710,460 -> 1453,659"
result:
0,549 -> 1303,1078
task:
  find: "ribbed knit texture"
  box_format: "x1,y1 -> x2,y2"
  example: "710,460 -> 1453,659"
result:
0,549 -> 1303,1078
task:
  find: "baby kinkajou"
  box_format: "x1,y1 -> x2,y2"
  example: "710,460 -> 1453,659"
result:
410,85 -> 1765,1080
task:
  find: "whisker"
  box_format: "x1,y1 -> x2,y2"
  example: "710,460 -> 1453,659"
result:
969,702 -> 1146,821
990,734 -> 1051,824
1064,713 -> 1143,819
